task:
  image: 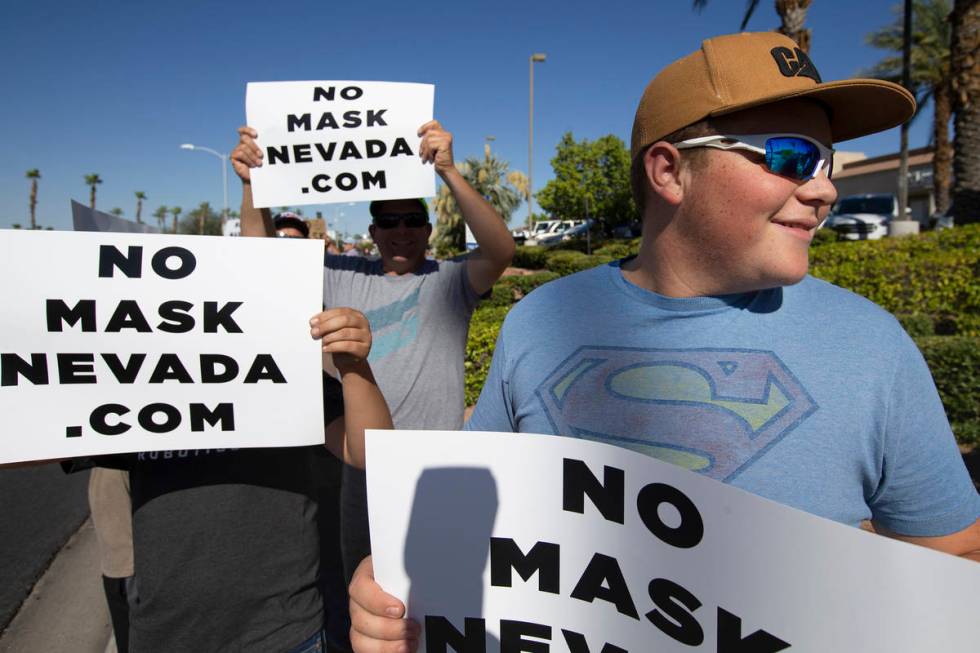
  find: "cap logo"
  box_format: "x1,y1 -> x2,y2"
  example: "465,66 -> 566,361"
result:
770,47 -> 822,83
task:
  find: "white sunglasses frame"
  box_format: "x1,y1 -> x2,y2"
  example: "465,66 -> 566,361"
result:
672,133 -> 835,180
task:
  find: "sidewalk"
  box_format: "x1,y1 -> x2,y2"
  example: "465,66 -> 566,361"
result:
0,518 -> 114,653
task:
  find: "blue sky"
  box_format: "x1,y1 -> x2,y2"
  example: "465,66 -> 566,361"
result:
1,0 -> 930,236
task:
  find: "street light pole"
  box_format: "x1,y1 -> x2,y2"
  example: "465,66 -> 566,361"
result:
180,144 -> 229,228
529,53 -> 547,233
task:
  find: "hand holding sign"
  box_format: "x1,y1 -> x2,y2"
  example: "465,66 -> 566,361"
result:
231,126 -> 262,183
418,120 -> 455,177
349,555 -> 420,653
309,307 -> 372,372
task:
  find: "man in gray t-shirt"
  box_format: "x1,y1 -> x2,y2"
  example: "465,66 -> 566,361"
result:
233,119 -> 516,429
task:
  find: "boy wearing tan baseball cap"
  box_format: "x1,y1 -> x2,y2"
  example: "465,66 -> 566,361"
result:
349,33 -> 980,653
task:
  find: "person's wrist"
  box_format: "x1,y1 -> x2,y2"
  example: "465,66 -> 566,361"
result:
336,356 -> 371,377
438,164 -> 461,182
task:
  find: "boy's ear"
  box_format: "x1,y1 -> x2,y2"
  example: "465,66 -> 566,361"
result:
644,142 -> 685,206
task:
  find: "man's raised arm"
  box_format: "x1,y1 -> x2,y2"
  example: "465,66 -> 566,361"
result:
420,121 -> 515,295
231,126 -> 275,237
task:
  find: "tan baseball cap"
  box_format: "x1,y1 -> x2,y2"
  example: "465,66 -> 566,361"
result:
630,32 -> 916,159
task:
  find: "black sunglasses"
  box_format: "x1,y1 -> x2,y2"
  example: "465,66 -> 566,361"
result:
373,212 -> 429,229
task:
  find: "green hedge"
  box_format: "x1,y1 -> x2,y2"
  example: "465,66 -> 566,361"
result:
465,305 -> 510,406
916,336 -> 980,445
484,272 -> 561,308
513,241 -> 638,271
951,422 -> 980,448
511,246 -> 551,270
810,224 -> 980,337
810,227 -> 839,248
547,250 -> 617,276
466,273 -> 560,404
593,238 -> 641,259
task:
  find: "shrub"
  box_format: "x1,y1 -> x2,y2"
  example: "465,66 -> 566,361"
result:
544,250 -> 614,276
810,227 -> 839,247
896,313 -> 936,338
952,422 -> 980,448
915,336 -> 980,434
594,238 -> 641,259
484,272 -> 561,308
501,271 -> 560,298
811,224 -> 980,336
551,238 -> 591,253
511,246 -> 550,270
465,305 -> 511,405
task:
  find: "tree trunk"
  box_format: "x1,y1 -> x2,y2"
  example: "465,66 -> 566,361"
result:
136,199 -> 143,224
950,0 -> 980,225
90,185 -> 96,210
775,0 -> 812,52
933,81 -> 954,214
29,180 -> 37,230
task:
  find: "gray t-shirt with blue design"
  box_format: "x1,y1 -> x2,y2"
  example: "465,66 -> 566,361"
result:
323,255 -> 480,430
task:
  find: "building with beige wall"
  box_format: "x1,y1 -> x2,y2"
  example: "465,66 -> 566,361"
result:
832,147 -> 935,223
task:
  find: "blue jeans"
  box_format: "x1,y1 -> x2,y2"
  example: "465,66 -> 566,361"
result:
286,629 -> 326,653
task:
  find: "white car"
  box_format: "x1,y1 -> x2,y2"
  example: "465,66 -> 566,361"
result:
523,220 -> 564,247
560,219 -> 594,242
513,220 -> 560,245
528,220 -> 588,248
824,194 -> 896,240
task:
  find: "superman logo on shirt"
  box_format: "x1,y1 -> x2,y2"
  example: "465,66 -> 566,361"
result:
536,347 -> 818,481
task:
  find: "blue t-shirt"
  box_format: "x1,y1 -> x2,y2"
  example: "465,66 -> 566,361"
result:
467,260 -> 980,537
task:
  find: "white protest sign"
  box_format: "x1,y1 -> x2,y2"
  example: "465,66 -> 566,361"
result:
0,230 -> 325,464
464,224 -> 477,251
246,81 -> 435,208
367,429 -> 980,652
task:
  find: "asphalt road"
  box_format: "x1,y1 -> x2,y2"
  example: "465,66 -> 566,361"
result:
0,463 -> 89,630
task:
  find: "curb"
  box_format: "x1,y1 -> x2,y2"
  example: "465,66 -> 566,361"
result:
0,518 -> 111,653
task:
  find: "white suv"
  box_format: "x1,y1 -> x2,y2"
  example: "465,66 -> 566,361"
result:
824,194 -> 896,240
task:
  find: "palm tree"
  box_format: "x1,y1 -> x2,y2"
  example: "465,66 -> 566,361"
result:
866,0 -> 953,213
432,183 -> 461,254
195,201 -> 213,235
26,169 -> 40,230
134,191 -> 147,224
507,170 -> 530,227
693,0 -> 814,52
84,174 -> 103,209
432,154 -> 523,255
153,205 -> 168,231
170,206 -> 182,234
949,0 -> 980,224
110,208 -> 124,216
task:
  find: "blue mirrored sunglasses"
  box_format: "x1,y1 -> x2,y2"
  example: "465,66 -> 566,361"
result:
672,133 -> 834,181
